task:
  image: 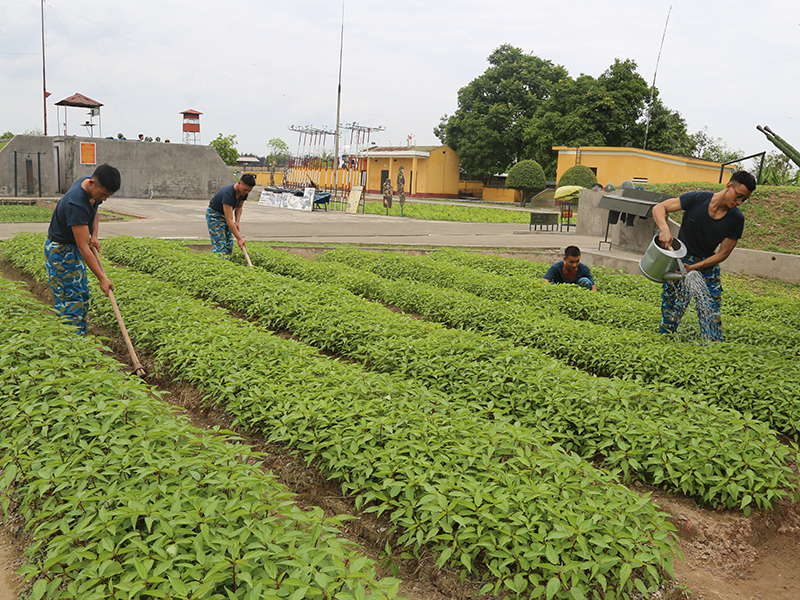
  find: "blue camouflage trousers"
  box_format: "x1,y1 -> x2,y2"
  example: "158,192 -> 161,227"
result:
206,207 -> 233,258
44,240 -> 90,335
659,255 -> 723,341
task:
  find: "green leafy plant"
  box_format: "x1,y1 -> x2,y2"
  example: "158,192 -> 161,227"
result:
0,272 -> 399,600
558,164 -> 597,188
77,236 -> 800,512
1,233 -> 684,598
505,159 -> 547,206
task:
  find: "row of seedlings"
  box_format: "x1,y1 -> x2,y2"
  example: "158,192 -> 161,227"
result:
0,276 -> 400,600
2,233 -> 681,600
321,246 -> 800,356
425,248 -> 800,335
302,247 -> 800,439
90,236 -> 798,513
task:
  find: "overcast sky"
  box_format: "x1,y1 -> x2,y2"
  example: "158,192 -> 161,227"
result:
2,0 -> 799,163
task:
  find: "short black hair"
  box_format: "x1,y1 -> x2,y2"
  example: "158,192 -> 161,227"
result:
564,245 -> 581,258
240,173 -> 256,187
92,164 -> 121,193
730,170 -> 756,192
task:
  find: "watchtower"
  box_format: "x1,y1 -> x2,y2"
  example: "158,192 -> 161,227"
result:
180,109 -> 202,145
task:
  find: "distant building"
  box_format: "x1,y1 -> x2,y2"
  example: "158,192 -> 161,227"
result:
235,154 -> 261,167
553,146 -> 736,186
364,145 -> 459,198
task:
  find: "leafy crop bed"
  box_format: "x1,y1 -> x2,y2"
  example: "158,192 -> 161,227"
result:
0,205 -> 55,223
361,202 -> 532,224
2,233 -> 798,600
0,274 -> 399,600
2,233 -> 684,600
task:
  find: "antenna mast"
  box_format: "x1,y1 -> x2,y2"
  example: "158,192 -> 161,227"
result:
643,5 -> 671,150
333,1 -> 345,198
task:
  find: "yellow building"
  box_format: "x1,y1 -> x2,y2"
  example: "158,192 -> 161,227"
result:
364,145 -> 460,198
554,146 -> 736,186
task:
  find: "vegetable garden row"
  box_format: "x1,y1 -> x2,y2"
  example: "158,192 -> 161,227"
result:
1,232 -> 798,600
0,274 -> 399,600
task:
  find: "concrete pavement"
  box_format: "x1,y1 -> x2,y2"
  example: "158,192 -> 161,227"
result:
0,197 -> 649,273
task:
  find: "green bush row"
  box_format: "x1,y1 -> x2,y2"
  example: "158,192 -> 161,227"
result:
0,276 -> 398,600
94,236 -> 797,512
316,247 -> 800,438
0,233 -> 679,599
424,248 -> 800,343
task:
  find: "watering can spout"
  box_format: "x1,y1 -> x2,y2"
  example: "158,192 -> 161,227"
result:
662,272 -> 685,281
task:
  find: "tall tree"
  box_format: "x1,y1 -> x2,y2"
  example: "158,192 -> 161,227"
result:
266,137 -> 290,166
435,45 -> 567,181
525,59 -> 651,175
209,133 -> 239,166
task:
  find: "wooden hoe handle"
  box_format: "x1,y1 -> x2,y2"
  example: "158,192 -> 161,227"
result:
91,248 -> 147,377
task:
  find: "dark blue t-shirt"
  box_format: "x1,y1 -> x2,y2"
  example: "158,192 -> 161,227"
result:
47,176 -> 100,244
678,191 -> 744,258
543,260 -> 594,285
208,184 -> 246,215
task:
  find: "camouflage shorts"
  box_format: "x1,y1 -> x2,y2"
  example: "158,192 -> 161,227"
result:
659,256 -> 723,341
44,239 -> 90,335
206,207 -> 233,258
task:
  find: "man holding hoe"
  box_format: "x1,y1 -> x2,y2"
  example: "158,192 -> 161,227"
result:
206,174 -> 256,258
45,164 -> 121,335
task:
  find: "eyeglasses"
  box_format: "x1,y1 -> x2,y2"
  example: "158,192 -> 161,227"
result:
731,183 -> 749,203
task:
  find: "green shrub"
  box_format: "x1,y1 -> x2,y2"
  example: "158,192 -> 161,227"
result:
506,159 -> 546,205
558,164 -> 598,188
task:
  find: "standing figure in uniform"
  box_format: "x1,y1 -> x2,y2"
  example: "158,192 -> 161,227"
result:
206,174 -> 256,258
396,165 -> 406,207
44,164 -> 121,334
382,176 -> 393,209
651,170 -> 755,340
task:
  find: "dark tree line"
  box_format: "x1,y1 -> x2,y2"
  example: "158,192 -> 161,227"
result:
434,45 -> 717,181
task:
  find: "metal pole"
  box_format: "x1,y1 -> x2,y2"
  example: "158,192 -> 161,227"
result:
38,152 -> 42,197
643,5 -> 671,150
14,151 -> 18,197
41,0 -> 47,135
333,1 -> 344,202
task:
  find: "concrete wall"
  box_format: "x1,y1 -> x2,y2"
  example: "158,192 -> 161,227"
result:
483,186 -> 521,203
576,189 -> 680,255
0,135 -> 234,199
0,135 -> 58,197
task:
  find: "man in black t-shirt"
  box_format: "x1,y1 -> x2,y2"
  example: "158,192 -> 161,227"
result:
206,174 -> 255,258
651,170 -> 755,340
45,164 -> 121,334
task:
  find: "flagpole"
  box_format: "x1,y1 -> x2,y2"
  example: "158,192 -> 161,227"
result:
333,1 -> 344,205
41,0 -> 48,135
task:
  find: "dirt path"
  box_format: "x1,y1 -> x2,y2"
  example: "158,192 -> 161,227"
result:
0,529 -> 22,600
1,259 -> 799,600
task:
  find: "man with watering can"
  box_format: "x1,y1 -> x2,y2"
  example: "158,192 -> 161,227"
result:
651,170 -> 756,341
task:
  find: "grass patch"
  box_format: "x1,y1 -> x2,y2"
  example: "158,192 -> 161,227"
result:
362,201 -> 533,223
0,204 -> 54,222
